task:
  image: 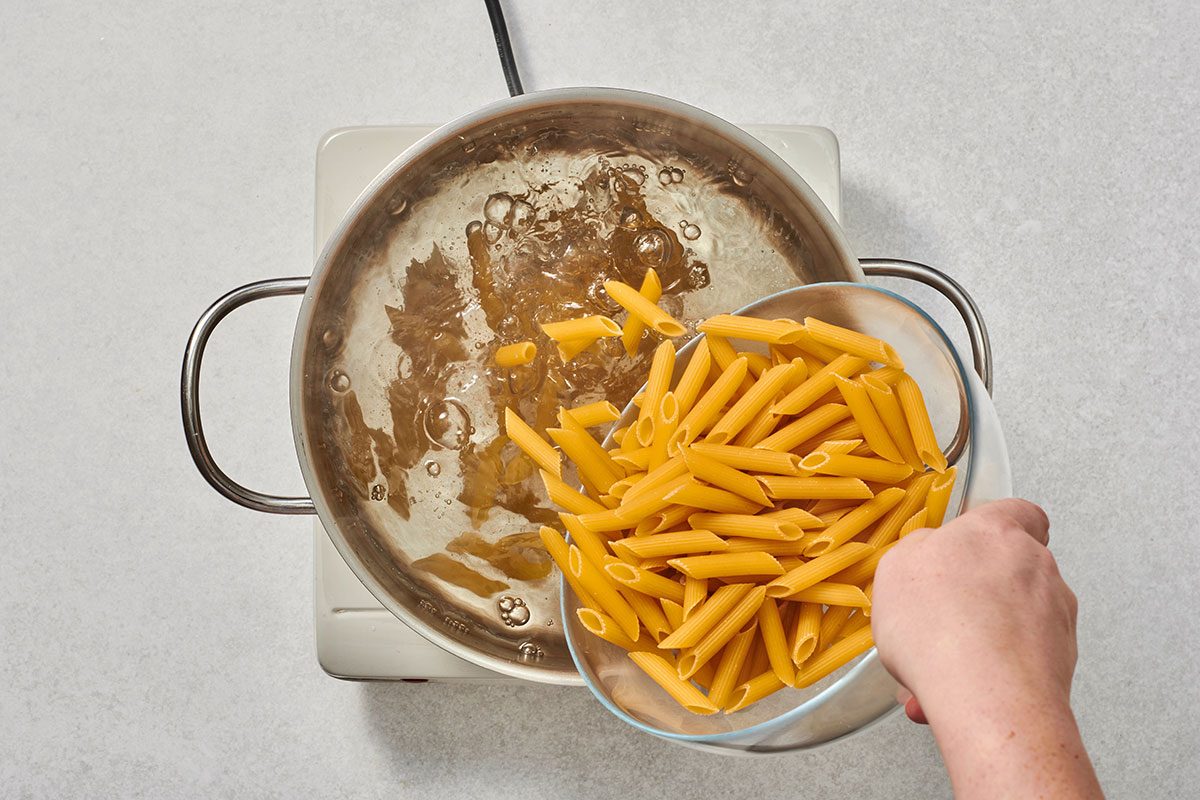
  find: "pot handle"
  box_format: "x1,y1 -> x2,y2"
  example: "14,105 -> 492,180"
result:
859,258 -> 994,395
181,277 -> 317,515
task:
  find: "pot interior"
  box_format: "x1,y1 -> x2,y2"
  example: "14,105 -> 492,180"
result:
296,90 -> 860,681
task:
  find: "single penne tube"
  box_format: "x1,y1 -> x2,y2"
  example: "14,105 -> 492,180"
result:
620,268 -> 663,356
705,362 -> 800,444
793,625 -> 874,689
605,561 -> 686,603
729,404 -> 783,448
672,339 -> 711,417
796,439 -> 863,476
706,622 -> 758,709
723,538 -> 812,556
895,374 -> 947,472
773,354 -> 869,415
866,472 -> 936,548
755,403 -> 852,452
576,608 -> 655,652
725,670 -> 787,713
697,314 -> 806,344
837,610 -> 871,640
900,507 -> 930,537
669,551 -> 785,580
680,447 -> 771,505
672,357 -> 749,449
799,452 -> 914,484
628,651 -> 719,715
925,465 -> 958,526
830,540 -> 898,586
793,420 -> 865,457
576,507 -> 634,533
765,542 -> 875,598
649,392 -> 679,470
861,374 -> 923,469
687,443 -> 802,475
683,576 -> 708,618
617,530 -> 729,558
687,512 -> 803,541
539,527 -> 600,610
495,341 -> 537,367
803,317 -> 904,367
637,341 -> 676,445
504,407 -> 561,478
664,478 -> 764,514
658,583 -> 754,649
786,582 -> 872,608
564,400 -> 621,428
660,599 -> 685,631
635,504 -> 695,535
756,597 -> 796,686
705,334 -> 741,373
678,586 -> 768,679
613,473 -> 692,523
539,470 -> 607,515
540,315 -> 621,342
556,336 -> 597,362
761,506 -> 824,528
620,586 -> 673,642
547,428 -> 620,493
759,476 -> 873,501
611,447 -> 651,472
817,604 -> 856,645
560,513 -> 613,567
790,602 -> 823,665
831,374 -> 904,463
802,487 -> 906,556
568,545 -> 642,640
604,279 -> 687,337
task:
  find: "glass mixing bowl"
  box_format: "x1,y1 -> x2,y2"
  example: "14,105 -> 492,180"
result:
561,282 -> 1011,753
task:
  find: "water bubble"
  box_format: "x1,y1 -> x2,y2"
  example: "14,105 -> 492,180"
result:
618,207 -> 642,229
369,483 -> 387,501
321,328 -> 342,349
425,461 -> 441,477
484,192 -> 514,226
498,596 -> 530,627
730,165 -> 754,187
657,167 -> 673,186
462,138 -> 476,153
422,398 -> 472,450
517,641 -> 544,660
670,167 -> 684,183
328,369 -> 351,392
682,222 -> 702,241
618,166 -> 645,187
506,365 -> 539,396
634,228 -> 672,268
386,194 -> 408,216
465,220 -> 483,237
484,222 -> 503,245
510,199 -> 534,231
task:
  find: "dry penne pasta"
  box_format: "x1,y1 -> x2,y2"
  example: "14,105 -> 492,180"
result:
677,587 -> 767,679
540,314 -> 621,343
865,472 -> 936,548
786,582 -> 872,609
636,504 -> 695,535
658,584 -> 754,649
564,400 -> 621,428
560,513 -> 612,568
546,427 -> 620,492
660,599 -> 685,631
830,541 -> 898,587
620,268 -> 663,356
756,597 -> 796,686
605,561 -> 687,603
687,512 -> 804,540
620,586 -> 674,642
740,351 -> 773,378
664,478 -> 764,514
755,403 -> 852,452
895,374 -> 947,472
680,447 -> 771,505
790,602 -> 823,665
540,469 -> 607,515
610,448 -> 651,472
687,443 -> 802,475
628,651 -> 718,715
804,317 -> 903,367
604,279 -> 687,337
831,374 -> 904,463
672,338 -> 711,416
837,610 -> 871,640
802,487 -> 906,556
617,530 -> 730,558
924,465 -> 958,525
495,341 -> 537,367
799,452 -> 914,484
773,354 -> 869,415
860,374 -> 923,469
649,392 -> 679,470
705,362 -> 799,444
723,538 -> 812,556
698,314 -> 805,344
637,341 -> 676,445
726,670 -> 787,713
577,608 -> 656,652
793,625 -> 875,689
539,527 -> 600,610
672,356 -> 749,448
668,552 -> 785,580
504,407 -> 561,478
759,476 -> 873,501
765,543 -> 875,598
900,507 -> 930,537
683,576 -> 709,618
706,623 -> 758,709
730,405 -> 784,448
568,545 -> 642,640
793,419 -> 864,457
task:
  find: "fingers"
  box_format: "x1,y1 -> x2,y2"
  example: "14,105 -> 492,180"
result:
969,498 -> 1050,546
904,695 -> 929,725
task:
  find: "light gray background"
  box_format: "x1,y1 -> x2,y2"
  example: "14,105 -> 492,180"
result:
2,1 -> 1197,797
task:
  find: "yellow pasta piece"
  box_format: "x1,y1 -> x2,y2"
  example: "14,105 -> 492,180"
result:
765,542 -> 875,598
722,538 -> 812,556
620,586 -> 673,642
759,476 -> 873,501
691,657 -> 718,690
682,576 -> 709,618
726,670 -> 787,713
613,472 -> 691,523
605,476 -> 640,501
895,374 -> 947,472
861,583 -> 876,618
799,452 -> 914,484
803,487 -> 905,556
861,374 -> 923,470
503,407 -> 561,478
790,602 -> 823,665
793,420 -> 865,458
837,610 -> 871,640
611,448 -> 651,472
818,604 -> 855,645
705,362 -> 800,444
739,352 -> 772,379
664,478 -> 764,514
830,540 -> 897,586
677,587 -> 768,679
672,339 -> 711,417
865,365 -> 904,385
687,443 -> 802,475
538,470 -> 606,515
564,400 -> 620,428
539,527 -> 600,610
628,651 -> 718,715
540,315 -> 621,343
925,465 -> 958,526
635,504 -> 695,535
617,530 -> 729,559
495,341 -> 537,367
669,552 -> 784,580
755,403 -> 851,453
698,314 -> 806,344
560,512 -> 613,568
680,447 -> 771,505
730,404 -> 783,448
660,599 -> 685,631
706,623 -> 758,709
658,583 -> 754,649
576,507 -> 633,533
784,326 -> 845,363
637,341 -> 676,445
604,279 -> 687,337
794,625 -> 874,689
555,336 -> 598,362
865,472 -> 935,548
796,439 -> 862,476
604,561 -> 686,603
773,354 -> 869,415
705,334 -> 741,373
755,597 -> 796,686
786,582 -> 871,608
568,545 -> 641,640
649,392 -> 679,470
672,356 -> 749,449
900,507 -> 929,537
576,608 -> 655,652
546,427 -> 620,493
830,374 -> 904,463
804,317 -> 903,367
687,512 -> 803,541
620,268 -> 663,356
761,506 -> 825,528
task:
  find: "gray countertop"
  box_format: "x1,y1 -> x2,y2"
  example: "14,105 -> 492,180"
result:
2,1 -> 1198,797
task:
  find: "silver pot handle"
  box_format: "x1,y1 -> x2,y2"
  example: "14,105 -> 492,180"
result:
860,258 -> 994,395
181,277 -> 317,515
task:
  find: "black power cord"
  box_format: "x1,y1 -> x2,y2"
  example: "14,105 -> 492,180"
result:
484,0 -> 524,96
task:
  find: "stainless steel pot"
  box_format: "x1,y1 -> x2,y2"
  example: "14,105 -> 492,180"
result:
181,88 -> 990,684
